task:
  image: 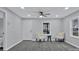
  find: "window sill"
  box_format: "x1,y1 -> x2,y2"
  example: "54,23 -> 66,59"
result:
71,35 -> 79,39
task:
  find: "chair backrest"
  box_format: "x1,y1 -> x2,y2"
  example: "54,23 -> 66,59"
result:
35,32 -> 46,39
57,32 -> 64,37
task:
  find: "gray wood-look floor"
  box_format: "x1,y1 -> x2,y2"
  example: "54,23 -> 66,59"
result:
9,40 -> 79,51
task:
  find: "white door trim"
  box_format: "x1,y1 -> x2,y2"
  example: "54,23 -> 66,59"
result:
0,8 -> 7,51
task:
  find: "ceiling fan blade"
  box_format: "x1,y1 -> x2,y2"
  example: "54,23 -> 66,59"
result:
45,13 -> 50,15
38,11 -> 50,17
43,15 -> 47,17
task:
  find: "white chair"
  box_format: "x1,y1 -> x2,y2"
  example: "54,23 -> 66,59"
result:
55,32 -> 65,42
35,32 -> 46,42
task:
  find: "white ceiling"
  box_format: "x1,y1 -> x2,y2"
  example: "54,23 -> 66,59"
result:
7,7 -> 79,18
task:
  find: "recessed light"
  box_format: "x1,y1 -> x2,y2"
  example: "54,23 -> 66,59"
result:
65,7 -> 69,10
27,14 -> 31,17
56,15 -> 59,17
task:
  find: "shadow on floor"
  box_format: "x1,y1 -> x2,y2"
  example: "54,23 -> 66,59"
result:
0,47 -> 3,51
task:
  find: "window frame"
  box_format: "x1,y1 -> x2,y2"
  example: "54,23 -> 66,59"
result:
42,21 -> 51,35
70,17 -> 79,38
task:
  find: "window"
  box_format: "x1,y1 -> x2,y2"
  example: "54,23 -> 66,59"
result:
43,23 -> 50,34
71,17 -> 79,38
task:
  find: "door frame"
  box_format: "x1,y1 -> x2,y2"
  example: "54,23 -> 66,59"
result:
0,8 -> 7,51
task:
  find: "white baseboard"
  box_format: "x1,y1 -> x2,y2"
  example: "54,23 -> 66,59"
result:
31,39 -> 36,41
65,41 -> 79,48
6,40 -> 23,50
23,38 -> 35,41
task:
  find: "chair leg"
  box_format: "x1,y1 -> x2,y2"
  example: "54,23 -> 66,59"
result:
36,38 -> 37,42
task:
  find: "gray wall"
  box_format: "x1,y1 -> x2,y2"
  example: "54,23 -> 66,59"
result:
32,19 -> 42,41
64,11 -> 79,48
6,10 -> 22,50
22,18 -> 63,41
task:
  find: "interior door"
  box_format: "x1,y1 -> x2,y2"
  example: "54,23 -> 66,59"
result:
23,20 -> 32,40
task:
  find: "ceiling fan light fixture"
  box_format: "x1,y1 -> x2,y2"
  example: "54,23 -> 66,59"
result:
39,15 -> 43,18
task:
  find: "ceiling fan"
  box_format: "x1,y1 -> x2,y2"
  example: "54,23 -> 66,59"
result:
39,11 -> 50,17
